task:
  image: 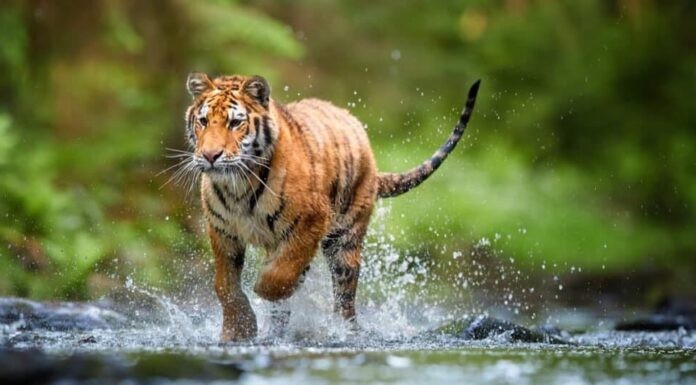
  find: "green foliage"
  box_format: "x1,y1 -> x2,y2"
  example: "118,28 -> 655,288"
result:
0,0 -> 303,298
0,0 -> 694,299
279,0 -> 696,275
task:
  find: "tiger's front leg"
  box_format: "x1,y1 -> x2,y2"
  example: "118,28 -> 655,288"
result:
254,211 -> 329,302
209,227 -> 257,342
267,265 -> 311,338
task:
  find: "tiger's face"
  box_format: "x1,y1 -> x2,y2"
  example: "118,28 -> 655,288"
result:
184,72 -> 273,176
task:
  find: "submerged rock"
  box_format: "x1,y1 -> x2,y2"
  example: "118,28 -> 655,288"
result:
614,296 -> 696,332
0,297 -> 126,332
615,314 -> 695,331
435,315 -> 570,344
0,349 -> 243,384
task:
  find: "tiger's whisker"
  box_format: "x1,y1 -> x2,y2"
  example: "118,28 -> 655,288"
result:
239,162 -> 278,197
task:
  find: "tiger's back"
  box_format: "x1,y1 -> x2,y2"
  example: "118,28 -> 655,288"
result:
284,98 -> 378,222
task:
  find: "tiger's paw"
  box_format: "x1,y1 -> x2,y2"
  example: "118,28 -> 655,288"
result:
220,307 -> 258,343
220,323 -> 257,343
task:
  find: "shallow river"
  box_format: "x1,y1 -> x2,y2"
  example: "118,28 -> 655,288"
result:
1,291 -> 694,385
2,242 -> 695,384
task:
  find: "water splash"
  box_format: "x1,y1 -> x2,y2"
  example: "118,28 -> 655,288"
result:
112,200 -> 563,346
4,200 -> 689,356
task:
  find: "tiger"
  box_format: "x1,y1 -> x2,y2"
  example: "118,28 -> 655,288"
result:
181,72 -> 480,341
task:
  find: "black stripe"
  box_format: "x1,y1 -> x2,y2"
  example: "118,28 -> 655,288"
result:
340,163 -> 361,215
329,178 -> 339,207
279,216 -> 300,242
253,116 -> 266,157
282,107 -> 300,133
323,214 -> 367,256
332,264 -> 345,278
262,116 -> 272,146
339,185 -> 354,214
232,250 -> 245,269
305,115 -> 323,151
337,290 -> 356,307
224,186 -> 249,202
333,263 -> 357,284
210,223 -> 234,240
207,206 -> 226,224
442,132 -> 458,153
266,198 -> 286,233
212,183 -> 229,212
186,106 -> 197,145
297,264 -> 311,284
248,165 -> 271,213
430,151 -> 446,170
252,116 -> 261,147
204,198 -> 227,224
321,227 -> 350,256
233,184 -> 252,202
322,111 -> 342,207
341,233 -> 363,252
339,133 -> 354,214
294,121 -> 316,187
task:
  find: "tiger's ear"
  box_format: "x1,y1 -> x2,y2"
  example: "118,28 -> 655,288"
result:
244,75 -> 271,108
186,72 -> 214,98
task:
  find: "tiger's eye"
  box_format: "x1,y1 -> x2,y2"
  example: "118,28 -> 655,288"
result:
229,119 -> 243,129
199,116 -> 208,127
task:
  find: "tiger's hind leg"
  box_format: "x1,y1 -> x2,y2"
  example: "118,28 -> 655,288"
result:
321,215 -> 370,327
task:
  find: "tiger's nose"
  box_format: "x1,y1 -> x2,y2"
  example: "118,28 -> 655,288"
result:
202,150 -> 223,164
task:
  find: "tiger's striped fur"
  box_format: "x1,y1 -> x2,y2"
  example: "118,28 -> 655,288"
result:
181,72 -> 480,341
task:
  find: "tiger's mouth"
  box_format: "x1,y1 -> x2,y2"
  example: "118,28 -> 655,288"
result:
197,156 -> 249,176
200,161 -> 238,173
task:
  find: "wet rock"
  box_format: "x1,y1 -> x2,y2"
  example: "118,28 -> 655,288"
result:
96,289 -> 171,325
614,296 -> 696,332
615,314 -> 695,331
0,297 -> 126,332
0,349 -> 243,384
655,296 -> 696,318
79,335 -> 97,344
436,315 -> 570,344
534,324 -> 564,337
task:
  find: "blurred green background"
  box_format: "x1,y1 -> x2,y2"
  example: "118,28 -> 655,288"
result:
0,0 -> 694,302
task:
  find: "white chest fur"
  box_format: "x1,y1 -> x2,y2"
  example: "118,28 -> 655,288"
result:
201,173 -> 283,249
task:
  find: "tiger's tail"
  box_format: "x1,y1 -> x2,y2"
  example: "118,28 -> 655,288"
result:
377,79 -> 481,199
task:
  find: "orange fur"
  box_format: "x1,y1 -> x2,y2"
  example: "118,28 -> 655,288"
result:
182,73 -> 480,341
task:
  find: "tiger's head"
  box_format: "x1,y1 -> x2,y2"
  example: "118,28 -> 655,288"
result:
184,72 -> 274,176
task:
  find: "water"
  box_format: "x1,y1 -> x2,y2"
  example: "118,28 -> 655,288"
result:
3,320 -> 695,384
2,269 -> 694,385
1,207 -> 695,384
